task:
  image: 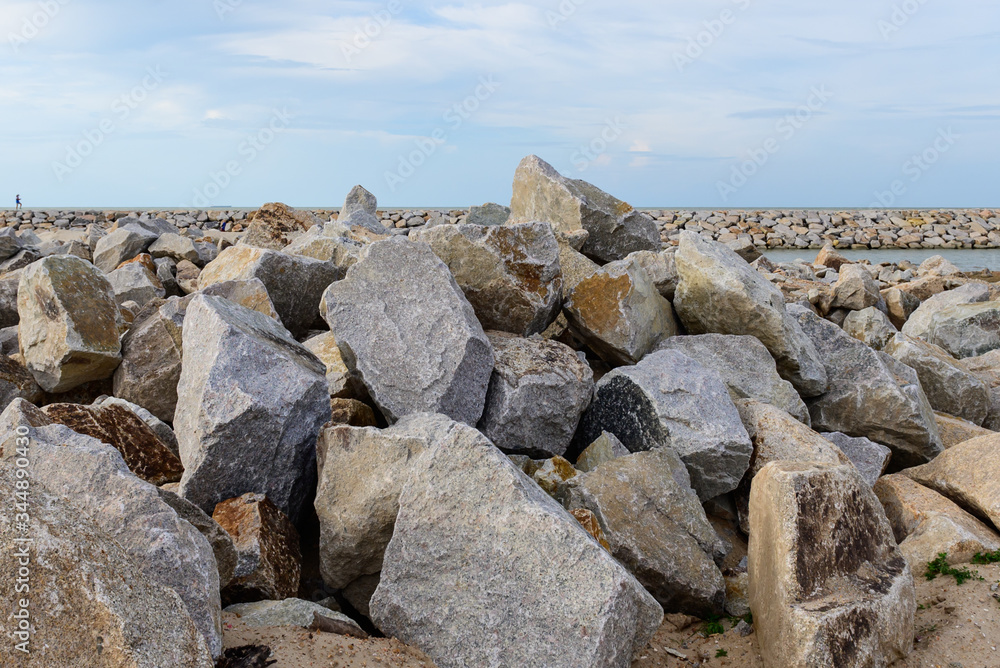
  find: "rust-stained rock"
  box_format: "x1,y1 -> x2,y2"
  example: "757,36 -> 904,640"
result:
118,252 -> 158,274
157,487 -> 239,589
530,455 -> 578,501
564,255 -> 678,365
42,402 -> 183,485
213,493 -> 302,605
329,398 -> 378,427
17,254 -> 123,392
934,411 -> 995,448
748,462 -> 915,668
0,354 -> 43,406
571,508 -> 611,550
896,275 -> 966,301
815,244 -> 851,271
241,202 -> 322,250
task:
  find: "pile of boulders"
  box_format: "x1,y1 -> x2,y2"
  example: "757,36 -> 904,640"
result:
2,157 -> 999,668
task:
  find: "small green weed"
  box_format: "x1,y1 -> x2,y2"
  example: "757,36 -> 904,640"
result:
971,549 -> 1000,565
701,615 -> 725,637
715,649 -> 728,658
924,552 -> 982,585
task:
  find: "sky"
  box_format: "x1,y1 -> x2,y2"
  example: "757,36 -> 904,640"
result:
1,0 -> 998,209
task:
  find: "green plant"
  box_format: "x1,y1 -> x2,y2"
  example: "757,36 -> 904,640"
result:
716,649 -> 728,658
971,549 -> 1000,565
701,615 -> 725,637
924,552 -> 982,585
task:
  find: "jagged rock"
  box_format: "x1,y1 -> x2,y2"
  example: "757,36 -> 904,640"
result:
655,333 -> 809,425
509,154 -> 659,262
214,493 -> 301,605
815,244 -> 851,270
0,227 -> 23,260
558,240 -> 601,293
241,202 -> 321,250
477,331 -> 593,458
903,433 -> 1000,530
574,349 -> 752,501
934,411 -> 994,448
200,278 -> 280,322
790,304 -> 943,468
41,402 -> 183,485
224,599 -> 362,633
92,225 -> 158,272
531,455 -> 578,500
843,306 -> 898,351
321,237 -> 493,425
748,462 -> 915,668
176,259 -> 200,293
913,301 -> 1000,360
883,333 -> 990,425
874,474 -> 1000,569
199,246 -> 338,337
155,256 -> 181,296
726,237 -> 761,263
0,399 -> 222,657
0,273 -> 20,328
570,507 -> 611,549
282,224 -> 364,275
575,430 -> 629,473
0,469 -> 214,667
0,355 -> 43,407
962,349 -> 1000,430
673,231 -> 828,397
157,487 -> 238,588
369,416 -> 663,668
303,331 -> 364,399
329,398 -> 378,427
821,432 -> 892,487
466,202 -> 510,226
106,261 -> 166,307
150,232 -> 202,264
628,249 -> 679,300
337,185 -> 388,235
897,275 -> 965,301
881,287 -> 921,330
17,255 -> 123,392
175,295 -> 330,521
919,254 -> 962,277
117,217 -> 177,237
565,448 -> 727,617
113,296 -> 188,422
830,264 -> 882,311
900,282 -> 990,339
564,255 -> 678,365
410,222 -> 562,336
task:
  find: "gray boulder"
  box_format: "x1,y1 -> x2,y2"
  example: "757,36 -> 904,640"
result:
822,432 -> 893,487
575,430 -> 629,473
900,282 -> 990,339
149,232 -> 202,264
830,263 -> 882,311
157,487 -> 238,588
337,185 -> 388,234
106,261 -> 166,308
466,202 -> 510,226
628,249 -> 679,300
224,599 -> 362,633
93,225 -> 158,273
843,306 -> 898,351
914,301 -> 1000,360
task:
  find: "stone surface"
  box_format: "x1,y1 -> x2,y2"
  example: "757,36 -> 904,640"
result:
175,295 -> 330,522
509,154 -> 660,262
881,287 -> 921,330
224,599 -> 362,632
575,430 -> 629,473
934,411 -> 995,448
241,202 -> 321,250
410,222 -> 562,336
0,469 -> 214,667
41,402 -> 183,485
565,448 -> 727,617
337,185 -> 388,235
883,333 -> 990,425
748,462 -> 915,668
200,277 -> 280,322
961,349 -> 1000,430
176,258 -> 200,293
213,493 -> 302,605
627,249 -> 679,300
843,306 -> 898,351
321,237 -> 493,425
303,331 -> 364,399
874,474 -> 1000,569
17,254 -> 123,392
790,304 -> 943,469
821,432 -> 892,487
815,244 -> 851,270
673,231 -> 828,397
368,416 -> 663,668
329,397 -> 378,427
831,263 -> 882,311
157,487 -> 238,588
92,225 -> 158,272
199,245 -> 338,337
477,331 -> 593,458
915,301 -> 1000,359
574,349 -> 752,501
466,201 -> 510,226
0,273 -> 21,328
150,232 -> 202,264
655,333 -> 810,425
564,255 -> 678,365
900,282 -> 990,340
106,261 -> 166,308
0,354 -> 43,407
558,240 -> 601,293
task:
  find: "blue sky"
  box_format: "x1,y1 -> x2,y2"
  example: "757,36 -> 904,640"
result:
2,0 -> 998,208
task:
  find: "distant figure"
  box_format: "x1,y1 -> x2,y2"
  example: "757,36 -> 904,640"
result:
15,195 -> 21,210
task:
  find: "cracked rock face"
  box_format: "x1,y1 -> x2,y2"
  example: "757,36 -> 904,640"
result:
240,202 -> 322,250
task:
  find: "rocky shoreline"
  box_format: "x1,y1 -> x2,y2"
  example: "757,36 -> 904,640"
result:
4,206 -> 999,250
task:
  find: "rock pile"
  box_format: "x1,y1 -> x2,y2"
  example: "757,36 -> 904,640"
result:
2,161 -> 1000,667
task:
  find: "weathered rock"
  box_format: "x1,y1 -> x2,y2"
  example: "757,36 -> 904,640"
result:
175,295 -> 330,521
113,296 -> 188,422
883,333 -> 990,425
790,304 -> 943,468
0,227 -> 23,260
369,417 -> 663,668
155,255 -> 181,296
17,255 -> 123,392
674,231 -> 828,397
106,261 -> 166,307
224,599 -> 362,632
655,333 -> 809,425
565,448 -> 727,617
831,263 -> 882,311
199,277 -> 280,322
628,249 -> 679,300
321,237 -> 493,425
214,493 -> 302,605
571,507 -> 611,549
918,254 -> 962,277
558,240 -> 601,293
42,402 -> 183,485
466,201 -> 510,226
726,237 -> 761,263
874,474 -> 1000,569
150,232 -> 201,264
509,154 -> 659,262
157,487 -> 238,588
117,216 -> 177,237
0,399 -> 222,657
881,287 -> 921,330
843,306 -> 898,351
282,225 -> 364,275
343,574 -> 380,618
821,432 -> 892,487
961,349 -> 1000,430
896,275 -> 965,302
575,430 -> 629,473
477,331 -> 593,458
531,455 -> 578,500
0,354 -> 43,407
337,185 -> 388,235
748,462 -> 915,668
410,222 -> 563,336
900,282 -> 990,340
241,202 -> 321,250
815,244 -> 851,270
329,398 -> 378,427
0,469 -> 214,667
0,273 -> 20,328
176,258 -> 200,293
934,411 -> 995,448
303,331 -> 364,399
92,225 -> 158,272
903,433 -> 1000,531
574,349 -> 752,501
914,301 -> 1000,360
199,245 -> 338,337
564,255 -> 678,365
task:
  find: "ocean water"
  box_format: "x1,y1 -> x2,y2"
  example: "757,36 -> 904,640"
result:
762,248 -> 1000,272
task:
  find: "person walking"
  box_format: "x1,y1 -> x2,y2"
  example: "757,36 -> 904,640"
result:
15,194 -> 21,211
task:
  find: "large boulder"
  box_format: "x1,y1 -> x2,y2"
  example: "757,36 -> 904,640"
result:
900,282 -> 990,339
337,185 -> 388,235
655,333 -> 809,425
321,237 -> 493,425
477,331 -> 593,458
0,469 -> 214,667
410,222 -> 562,336
368,416 -> 663,668
509,154 -> 659,262
0,355 -> 43,408
960,349 -> 1000,430
881,286 -> 921,329
199,277 -> 280,322
748,462 -> 915,668
157,487 -> 238,588
199,245 -> 338,337
0,399 -> 222,657
17,255 -> 123,392
831,264 -> 882,311
821,432 -> 892,486
149,232 -> 202,264
790,304 -> 943,468
573,349 -> 752,501
92,225 -> 158,272
564,255 -> 678,365
934,411 -> 994,448
882,333 -> 990,425
240,202 -> 321,250
565,448 -> 727,617
673,231 -> 828,397
106,261 -> 166,308
466,202 -> 510,226
628,249 -> 678,300
174,295 -> 330,522
843,306 -> 898,351
913,301 -> 1000,359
